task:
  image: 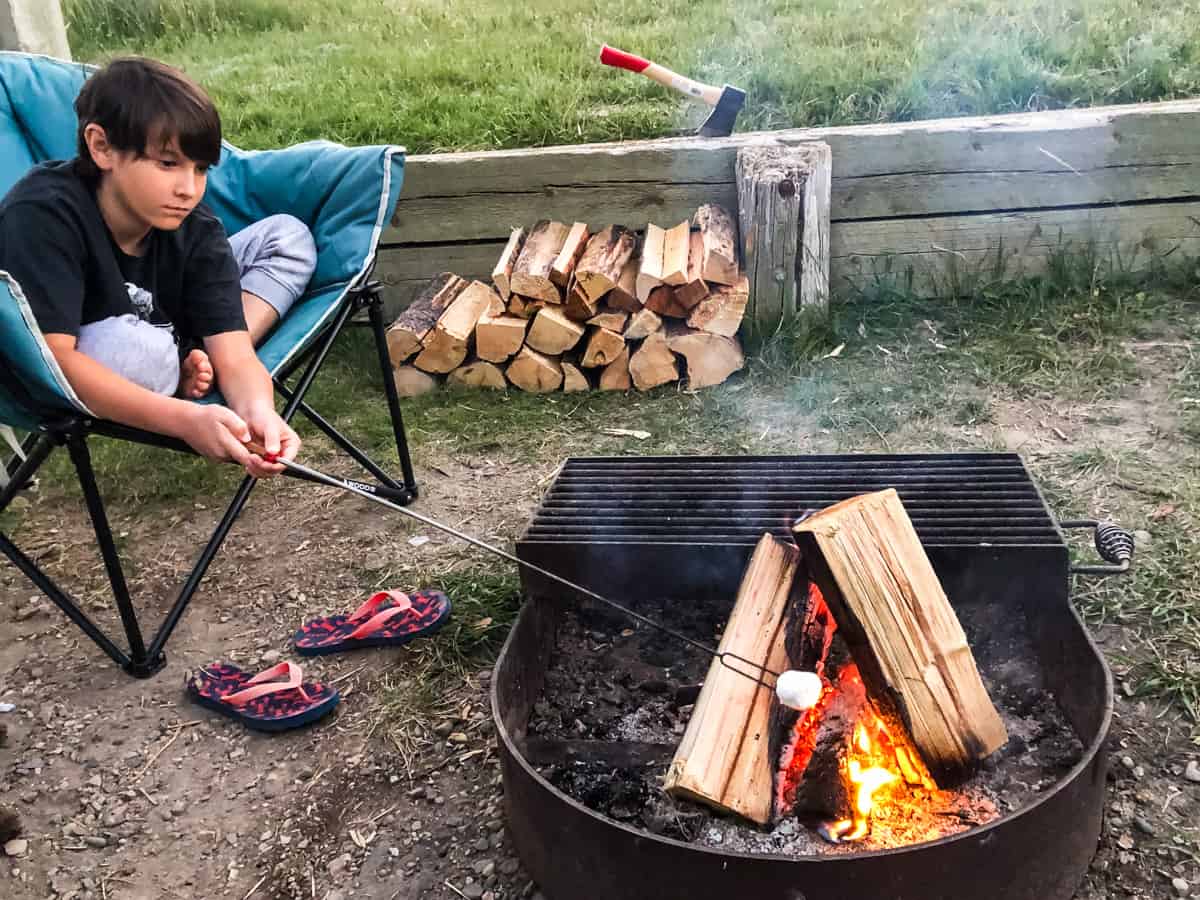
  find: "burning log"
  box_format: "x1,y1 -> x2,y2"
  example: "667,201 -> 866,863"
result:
665,534 -> 805,825
791,489 -> 1008,779
511,220 -> 570,303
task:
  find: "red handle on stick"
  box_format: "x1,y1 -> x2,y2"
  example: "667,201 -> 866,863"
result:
599,45 -> 650,73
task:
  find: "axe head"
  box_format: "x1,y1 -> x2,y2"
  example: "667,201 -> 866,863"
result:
699,84 -> 746,137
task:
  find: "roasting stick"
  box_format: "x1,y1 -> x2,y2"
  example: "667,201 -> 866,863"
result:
249,445 -> 820,708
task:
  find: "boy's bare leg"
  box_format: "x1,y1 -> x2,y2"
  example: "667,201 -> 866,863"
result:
177,291 -> 278,397
242,290 -> 280,345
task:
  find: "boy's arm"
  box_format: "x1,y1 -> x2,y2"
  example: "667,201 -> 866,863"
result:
202,330 -> 300,478
43,333 -> 260,468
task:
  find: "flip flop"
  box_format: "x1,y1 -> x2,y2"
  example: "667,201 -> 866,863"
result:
292,589 -> 452,656
185,661 -> 339,731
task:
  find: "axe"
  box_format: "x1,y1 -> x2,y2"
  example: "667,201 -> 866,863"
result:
599,45 -> 746,137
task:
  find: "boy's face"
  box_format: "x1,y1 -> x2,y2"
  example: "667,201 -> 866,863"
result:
87,126 -> 210,232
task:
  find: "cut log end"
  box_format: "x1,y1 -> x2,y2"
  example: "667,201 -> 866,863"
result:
666,325 -> 745,389
506,346 -> 563,393
629,330 -> 679,391
448,360 -> 507,390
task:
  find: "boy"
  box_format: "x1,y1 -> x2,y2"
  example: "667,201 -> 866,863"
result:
0,57 -> 314,478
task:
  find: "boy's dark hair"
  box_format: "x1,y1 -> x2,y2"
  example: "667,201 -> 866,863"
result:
73,57 -> 221,178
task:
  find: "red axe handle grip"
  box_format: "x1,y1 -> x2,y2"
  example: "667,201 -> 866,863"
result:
598,44 -> 722,106
600,45 -> 650,73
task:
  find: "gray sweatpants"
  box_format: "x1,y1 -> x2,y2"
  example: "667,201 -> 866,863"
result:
76,214 -> 317,395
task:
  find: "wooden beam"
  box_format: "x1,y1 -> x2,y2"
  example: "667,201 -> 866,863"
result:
387,101 -> 1200,243
375,199 -> 1200,312
791,489 -> 1008,778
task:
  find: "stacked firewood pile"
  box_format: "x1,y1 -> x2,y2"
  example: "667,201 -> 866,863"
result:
385,205 -> 748,394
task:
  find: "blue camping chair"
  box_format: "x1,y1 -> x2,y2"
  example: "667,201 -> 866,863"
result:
0,52 -> 418,677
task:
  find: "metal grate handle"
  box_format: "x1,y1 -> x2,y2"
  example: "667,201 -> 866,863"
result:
1060,519 -> 1135,576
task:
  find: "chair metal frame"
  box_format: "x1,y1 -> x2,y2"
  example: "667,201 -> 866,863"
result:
0,278 -> 417,678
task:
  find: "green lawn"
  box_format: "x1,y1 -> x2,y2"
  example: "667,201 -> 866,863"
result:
64,0 -> 1200,153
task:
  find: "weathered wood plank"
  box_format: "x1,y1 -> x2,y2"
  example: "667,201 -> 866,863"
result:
376,199 -> 1200,312
387,101 -> 1200,243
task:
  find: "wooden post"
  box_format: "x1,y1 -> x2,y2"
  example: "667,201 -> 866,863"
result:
736,142 -> 831,327
1,0 -> 70,59
791,489 -> 1007,779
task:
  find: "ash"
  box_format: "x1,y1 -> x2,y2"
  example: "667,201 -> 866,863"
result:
526,594 -> 1083,857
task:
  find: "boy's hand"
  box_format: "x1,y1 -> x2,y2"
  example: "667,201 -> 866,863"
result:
240,404 -> 301,479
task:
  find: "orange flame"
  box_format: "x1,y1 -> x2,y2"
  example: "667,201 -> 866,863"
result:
830,718 -> 900,841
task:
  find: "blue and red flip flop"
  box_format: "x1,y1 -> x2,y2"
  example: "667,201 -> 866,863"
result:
292,589 -> 452,656
185,661 -> 339,732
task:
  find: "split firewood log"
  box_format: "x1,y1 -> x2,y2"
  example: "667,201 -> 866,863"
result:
510,220 -> 569,303
413,280 -> 500,374
624,307 -> 662,340
393,365 -> 439,397
660,221 -> 691,286
550,222 -> 590,288
673,231 -> 710,309
574,225 -> 637,303
475,314 -> 528,363
665,323 -> 745,388
644,284 -> 690,319
686,276 -> 749,337
792,489 -> 1008,778
637,224 -> 666,302
527,306 -> 586,355
506,346 -> 563,393
629,330 -> 679,391
665,534 -> 802,825
586,308 -> 629,333
448,360 -> 507,390
581,326 -> 626,368
694,203 -> 740,285
607,255 -> 642,312
562,283 -> 600,322
599,345 -> 632,390
492,228 -> 526,299
507,295 -> 546,319
386,273 -> 467,365
561,360 -> 590,392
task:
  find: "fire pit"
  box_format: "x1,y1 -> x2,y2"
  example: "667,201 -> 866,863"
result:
491,454 -> 1121,900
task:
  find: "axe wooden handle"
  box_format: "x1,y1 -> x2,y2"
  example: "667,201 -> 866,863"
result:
599,45 -> 723,107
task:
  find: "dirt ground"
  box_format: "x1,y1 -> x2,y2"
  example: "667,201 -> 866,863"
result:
2,341 -> 1199,900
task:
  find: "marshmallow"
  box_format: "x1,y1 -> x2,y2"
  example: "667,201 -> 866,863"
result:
775,670 -> 824,711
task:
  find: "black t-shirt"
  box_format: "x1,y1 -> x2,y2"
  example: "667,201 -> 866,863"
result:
0,160 -> 246,342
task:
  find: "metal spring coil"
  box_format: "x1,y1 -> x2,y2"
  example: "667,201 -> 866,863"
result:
1095,522 -> 1135,565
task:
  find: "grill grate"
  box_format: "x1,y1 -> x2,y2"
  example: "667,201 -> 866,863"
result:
521,453 -> 1062,548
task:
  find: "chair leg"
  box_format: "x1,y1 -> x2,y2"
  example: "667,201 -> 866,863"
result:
144,472 -> 259,664
0,432 -> 54,512
65,431 -> 163,677
366,288 -> 419,498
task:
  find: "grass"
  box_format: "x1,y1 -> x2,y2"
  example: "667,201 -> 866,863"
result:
62,0 -> 1200,153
